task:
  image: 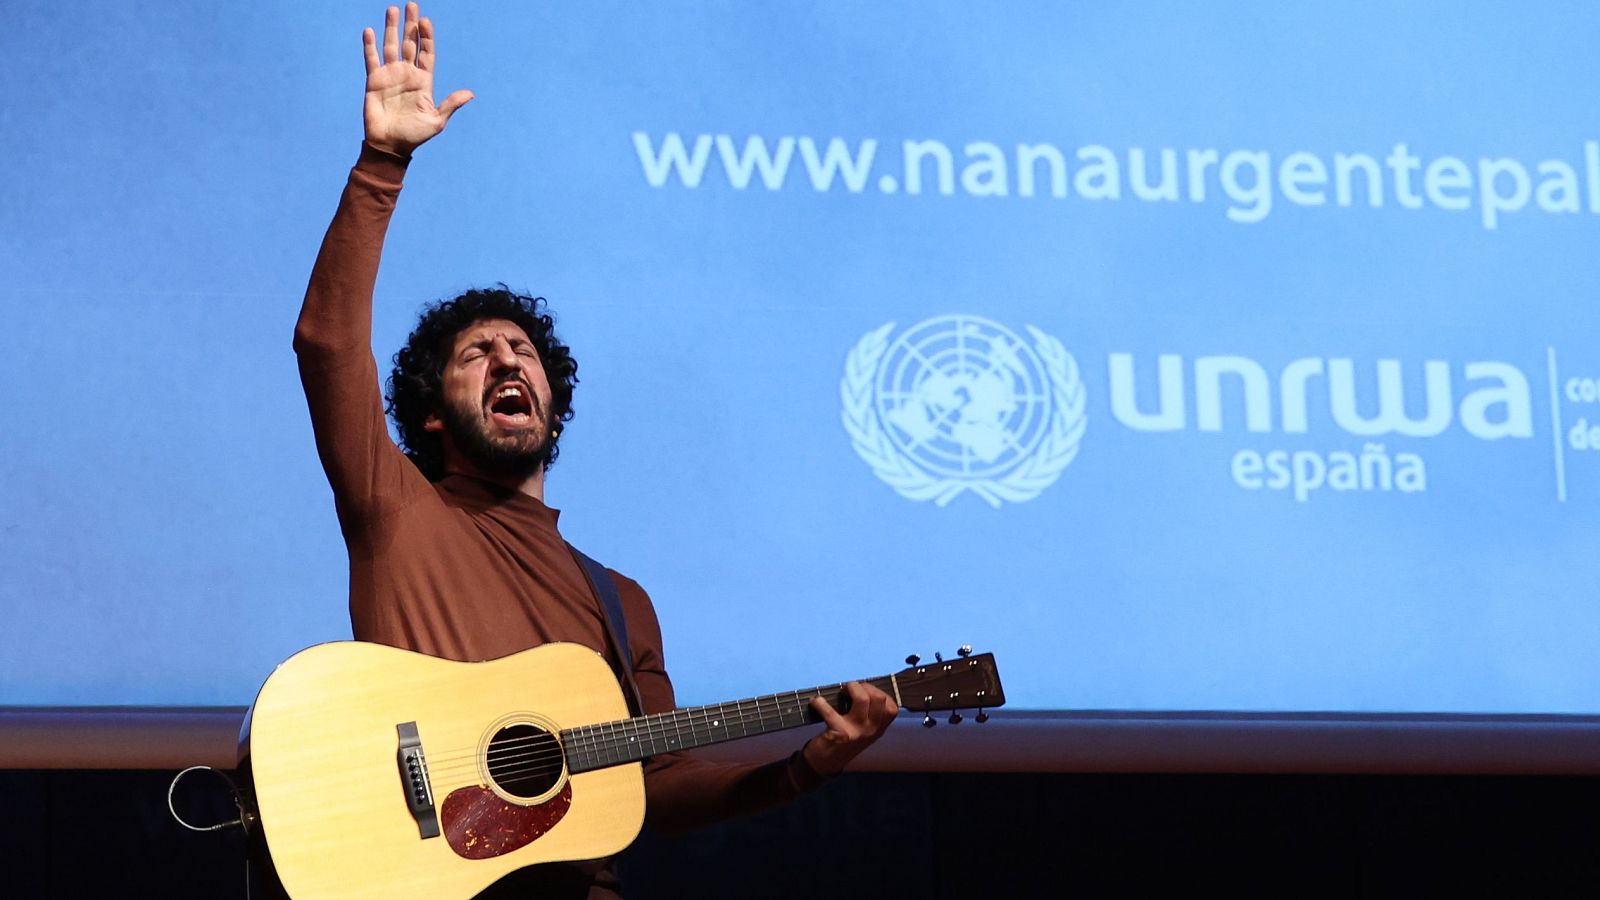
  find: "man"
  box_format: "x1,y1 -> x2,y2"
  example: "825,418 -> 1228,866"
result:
290,4 -> 897,897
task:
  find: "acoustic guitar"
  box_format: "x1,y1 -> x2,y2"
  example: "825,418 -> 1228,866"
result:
240,640 -> 1003,898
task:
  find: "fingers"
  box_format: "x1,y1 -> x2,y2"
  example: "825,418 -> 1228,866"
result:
848,682 -> 897,733
362,27 -> 380,75
382,6 -> 400,65
813,684 -> 897,742
866,682 -> 898,716
845,681 -> 871,717
402,2 -> 419,65
438,89 -> 474,121
804,685 -> 896,777
417,16 -> 436,71
810,695 -> 848,733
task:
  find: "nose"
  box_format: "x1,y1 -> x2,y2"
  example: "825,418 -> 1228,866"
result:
488,335 -> 521,374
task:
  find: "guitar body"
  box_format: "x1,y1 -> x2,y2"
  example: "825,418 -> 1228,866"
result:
242,641 -> 643,899
240,638 -> 1004,899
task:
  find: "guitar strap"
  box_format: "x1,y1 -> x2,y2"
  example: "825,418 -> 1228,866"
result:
566,543 -> 645,718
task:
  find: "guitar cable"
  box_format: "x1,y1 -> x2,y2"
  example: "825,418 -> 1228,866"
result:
166,765 -> 249,832
168,766 -> 277,897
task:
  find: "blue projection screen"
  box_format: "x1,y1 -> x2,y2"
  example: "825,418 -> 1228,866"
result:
3,1 -> 1598,727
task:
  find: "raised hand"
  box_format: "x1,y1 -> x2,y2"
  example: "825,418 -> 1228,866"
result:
362,3 -> 473,156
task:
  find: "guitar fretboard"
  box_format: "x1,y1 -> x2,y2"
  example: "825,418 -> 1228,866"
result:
561,675 -> 896,774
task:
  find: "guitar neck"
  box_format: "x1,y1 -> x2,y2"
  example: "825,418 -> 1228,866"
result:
560,674 -> 896,774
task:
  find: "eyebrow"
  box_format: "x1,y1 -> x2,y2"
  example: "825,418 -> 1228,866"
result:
459,335 -> 534,355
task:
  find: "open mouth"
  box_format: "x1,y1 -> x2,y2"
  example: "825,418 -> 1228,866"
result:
486,382 -> 536,428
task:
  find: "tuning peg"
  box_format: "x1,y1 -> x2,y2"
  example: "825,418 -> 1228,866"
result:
958,645 -> 972,658
948,711 -> 963,725
905,654 -> 921,666
922,713 -> 936,728
976,708 -> 989,724
935,652 -> 944,663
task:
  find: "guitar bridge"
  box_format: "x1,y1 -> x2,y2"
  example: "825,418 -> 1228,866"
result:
396,721 -> 440,839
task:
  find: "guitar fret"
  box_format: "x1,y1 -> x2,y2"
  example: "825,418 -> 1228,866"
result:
576,725 -> 593,770
644,712 -> 664,756
754,693 -> 771,733
653,711 -> 670,754
567,726 -> 585,772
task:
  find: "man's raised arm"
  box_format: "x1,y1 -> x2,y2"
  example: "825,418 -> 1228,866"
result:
294,3 -> 470,517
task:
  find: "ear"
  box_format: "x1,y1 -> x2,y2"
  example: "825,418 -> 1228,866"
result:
423,411 -> 444,434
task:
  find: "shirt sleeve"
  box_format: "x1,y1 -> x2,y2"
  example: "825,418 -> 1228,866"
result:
610,573 -> 831,835
294,144 -> 434,533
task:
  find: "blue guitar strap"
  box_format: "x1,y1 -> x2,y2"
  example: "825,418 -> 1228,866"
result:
566,543 -> 644,717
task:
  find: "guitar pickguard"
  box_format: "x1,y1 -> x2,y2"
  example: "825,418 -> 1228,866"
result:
440,781 -> 573,860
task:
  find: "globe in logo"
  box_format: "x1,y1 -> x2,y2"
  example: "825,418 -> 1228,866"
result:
841,315 -> 1087,507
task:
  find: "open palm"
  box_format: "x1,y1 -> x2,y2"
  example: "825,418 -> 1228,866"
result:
362,3 -> 472,156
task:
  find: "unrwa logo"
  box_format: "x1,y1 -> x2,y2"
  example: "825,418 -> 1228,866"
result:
841,315 -> 1086,507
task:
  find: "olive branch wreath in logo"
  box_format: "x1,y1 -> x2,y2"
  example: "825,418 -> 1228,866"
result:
840,321 -> 1087,508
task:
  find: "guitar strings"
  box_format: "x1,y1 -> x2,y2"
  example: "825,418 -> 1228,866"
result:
421,665 -> 978,789
421,688 -> 847,781
421,678 -> 900,784
421,666 -> 993,787
420,677 -> 884,773
420,691 -> 822,771
424,700 -> 818,780
434,703 -> 823,786
454,697 -> 822,775
431,675 -> 934,789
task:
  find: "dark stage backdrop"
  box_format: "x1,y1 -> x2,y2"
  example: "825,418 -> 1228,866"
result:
4,2 -> 1599,734
7,769 -> 1600,897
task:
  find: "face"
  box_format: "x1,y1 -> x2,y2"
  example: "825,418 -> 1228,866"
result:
425,318 -> 556,478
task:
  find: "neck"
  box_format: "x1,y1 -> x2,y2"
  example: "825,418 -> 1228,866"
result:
442,456 -> 546,500
561,674 -> 900,774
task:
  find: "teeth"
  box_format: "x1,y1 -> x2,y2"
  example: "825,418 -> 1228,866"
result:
495,387 -> 523,400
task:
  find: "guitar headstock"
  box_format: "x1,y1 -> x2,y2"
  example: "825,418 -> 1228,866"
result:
893,646 -> 1005,726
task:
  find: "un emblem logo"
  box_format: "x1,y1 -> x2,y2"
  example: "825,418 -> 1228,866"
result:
841,315 -> 1087,507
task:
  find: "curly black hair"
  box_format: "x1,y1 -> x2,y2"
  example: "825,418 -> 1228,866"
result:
386,286 -> 578,481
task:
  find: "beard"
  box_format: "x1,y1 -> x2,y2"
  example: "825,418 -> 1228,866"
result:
436,383 -> 554,480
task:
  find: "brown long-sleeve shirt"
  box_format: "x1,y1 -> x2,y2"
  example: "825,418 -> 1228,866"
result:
293,144 -> 822,898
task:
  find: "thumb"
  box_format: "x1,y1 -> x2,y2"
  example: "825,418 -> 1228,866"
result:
439,89 -> 474,121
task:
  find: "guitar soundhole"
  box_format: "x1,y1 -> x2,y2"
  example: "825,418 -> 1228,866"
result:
485,722 -> 564,800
